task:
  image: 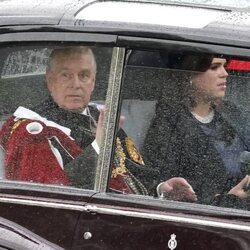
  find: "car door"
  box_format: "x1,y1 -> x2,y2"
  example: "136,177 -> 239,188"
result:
72,43 -> 250,249
0,36 -> 114,249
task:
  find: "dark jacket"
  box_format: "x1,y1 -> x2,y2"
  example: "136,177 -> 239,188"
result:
32,97 -> 152,194
143,99 -> 249,208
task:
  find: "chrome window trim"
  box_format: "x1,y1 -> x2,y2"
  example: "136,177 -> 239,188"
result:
117,36 -> 250,57
0,32 -> 116,44
0,197 -> 85,211
0,179 -> 97,196
95,47 -> 125,192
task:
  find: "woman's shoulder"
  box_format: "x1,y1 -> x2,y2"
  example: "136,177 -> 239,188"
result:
217,100 -> 246,135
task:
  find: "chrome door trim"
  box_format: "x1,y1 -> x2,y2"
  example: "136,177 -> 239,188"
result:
0,196 -> 249,232
85,205 -> 250,232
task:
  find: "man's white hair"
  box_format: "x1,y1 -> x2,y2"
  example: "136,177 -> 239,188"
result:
47,46 -> 97,74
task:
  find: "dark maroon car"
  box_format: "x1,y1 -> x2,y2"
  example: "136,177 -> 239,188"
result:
0,0 -> 249,249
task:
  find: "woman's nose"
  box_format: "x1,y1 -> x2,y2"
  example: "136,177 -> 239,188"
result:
220,66 -> 228,77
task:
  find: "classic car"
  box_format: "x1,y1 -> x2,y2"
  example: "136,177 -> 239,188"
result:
0,0 -> 249,249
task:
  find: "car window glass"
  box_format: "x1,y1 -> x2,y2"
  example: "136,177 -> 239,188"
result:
115,49 -> 250,211
2,48 -> 50,77
0,45 -> 113,191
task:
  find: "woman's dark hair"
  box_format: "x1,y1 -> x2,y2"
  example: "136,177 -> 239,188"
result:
160,53 -> 214,72
127,50 -> 224,109
127,50 -> 214,72
160,53 -> 216,109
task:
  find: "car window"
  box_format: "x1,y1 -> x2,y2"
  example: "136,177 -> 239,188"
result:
115,48 -> 250,211
0,44 -> 113,191
1,48 -> 50,77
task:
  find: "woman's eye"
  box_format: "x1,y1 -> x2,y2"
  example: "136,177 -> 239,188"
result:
210,65 -> 219,70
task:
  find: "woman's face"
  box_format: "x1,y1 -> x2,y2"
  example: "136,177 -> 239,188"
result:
192,58 -> 228,101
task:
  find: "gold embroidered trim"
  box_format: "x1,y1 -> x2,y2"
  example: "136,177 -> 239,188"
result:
125,137 -> 144,165
111,137 -> 148,195
111,138 -> 127,178
124,169 -> 148,196
10,119 -> 26,135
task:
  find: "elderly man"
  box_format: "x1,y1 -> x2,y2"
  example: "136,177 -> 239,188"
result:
0,46 -> 149,195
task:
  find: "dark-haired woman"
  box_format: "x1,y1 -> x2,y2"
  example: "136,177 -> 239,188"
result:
144,57 -> 250,209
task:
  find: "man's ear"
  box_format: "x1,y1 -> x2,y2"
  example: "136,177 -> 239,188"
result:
91,76 -> 96,92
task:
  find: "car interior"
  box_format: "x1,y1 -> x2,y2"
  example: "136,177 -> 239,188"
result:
122,49 -> 250,152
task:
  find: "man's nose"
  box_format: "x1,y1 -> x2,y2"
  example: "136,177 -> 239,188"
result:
70,75 -> 82,88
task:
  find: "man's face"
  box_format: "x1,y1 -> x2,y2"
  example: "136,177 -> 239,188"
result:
46,52 -> 96,112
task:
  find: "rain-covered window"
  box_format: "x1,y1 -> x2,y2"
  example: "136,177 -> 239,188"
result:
0,45 -> 112,190
2,48 -> 50,78
117,49 -> 250,211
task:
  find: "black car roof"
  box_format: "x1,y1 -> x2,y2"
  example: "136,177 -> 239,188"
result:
0,0 -> 91,25
0,0 -> 65,17
0,0 -> 249,48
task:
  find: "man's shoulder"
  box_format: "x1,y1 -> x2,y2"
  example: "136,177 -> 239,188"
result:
217,100 -> 246,136
218,100 -> 244,122
31,97 -> 56,115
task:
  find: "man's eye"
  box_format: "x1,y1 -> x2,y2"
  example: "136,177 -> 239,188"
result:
62,72 -> 71,78
80,73 -> 90,81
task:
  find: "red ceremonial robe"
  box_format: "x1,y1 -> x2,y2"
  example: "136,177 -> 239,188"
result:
0,117 -> 82,185
0,106 -> 147,195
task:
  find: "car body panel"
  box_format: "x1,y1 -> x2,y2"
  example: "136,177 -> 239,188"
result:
0,216 -> 64,249
0,182 -> 98,248
1,189 -> 250,249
